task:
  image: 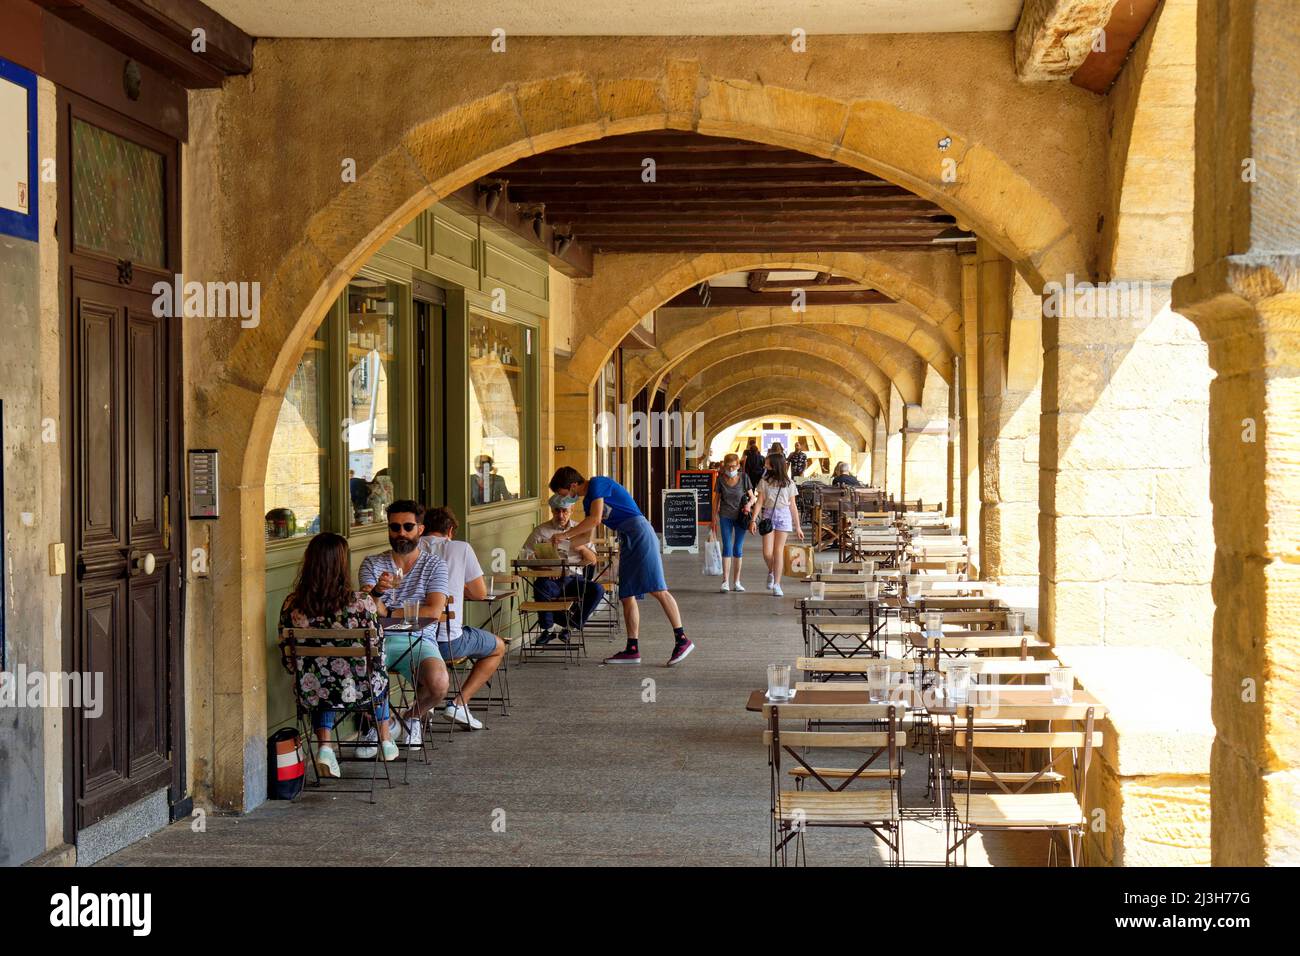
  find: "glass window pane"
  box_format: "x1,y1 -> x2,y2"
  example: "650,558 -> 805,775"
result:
266,340 -> 326,540
347,279 -> 399,528
469,314 -> 531,505
71,118 -> 166,268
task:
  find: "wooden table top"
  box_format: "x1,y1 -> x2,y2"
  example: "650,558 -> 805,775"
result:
746,686 -> 1106,717
380,616 -> 436,632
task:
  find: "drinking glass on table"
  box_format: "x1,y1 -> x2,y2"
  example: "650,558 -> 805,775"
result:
1050,666 -> 1074,704
922,610 -> 944,637
868,662 -> 890,703
1007,610 -> 1026,636
486,575 -> 496,598
767,663 -> 792,701
402,599 -> 420,625
810,581 -> 825,601
947,662 -> 972,705
863,581 -> 880,601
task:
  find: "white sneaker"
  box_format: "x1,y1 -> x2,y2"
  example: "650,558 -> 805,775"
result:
766,573 -> 775,591
719,581 -> 730,592
733,581 -> 746,592
355,726 -> 379,759
442,703 -> 484,731
402,717 -> 423,749
772,583 -> 784,597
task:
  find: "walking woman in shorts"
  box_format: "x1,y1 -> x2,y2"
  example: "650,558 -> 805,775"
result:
749,450 -> 803,597
549,466 -> 694,666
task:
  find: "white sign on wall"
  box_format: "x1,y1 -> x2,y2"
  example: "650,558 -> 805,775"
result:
0,75 -> 29,216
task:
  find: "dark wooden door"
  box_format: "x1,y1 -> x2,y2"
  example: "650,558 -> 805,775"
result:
70,276 -> 178,829
61,94 -> 183,834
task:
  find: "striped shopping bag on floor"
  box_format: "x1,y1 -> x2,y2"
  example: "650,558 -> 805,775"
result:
267,728 -> 305,800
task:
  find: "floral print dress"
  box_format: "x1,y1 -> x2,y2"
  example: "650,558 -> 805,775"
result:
278,591 -> 388,712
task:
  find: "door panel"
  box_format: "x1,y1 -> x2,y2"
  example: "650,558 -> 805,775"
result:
71,277 -> 176,828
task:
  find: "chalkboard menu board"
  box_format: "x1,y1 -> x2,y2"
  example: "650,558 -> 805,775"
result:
661,489 -> 700,554
675,469 -> 715,524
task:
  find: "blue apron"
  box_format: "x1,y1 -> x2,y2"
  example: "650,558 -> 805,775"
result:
614,515 -> 668,599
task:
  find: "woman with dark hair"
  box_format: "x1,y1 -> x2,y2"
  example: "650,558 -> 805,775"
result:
749,451 -> 803,597
742,438 -> 765,487
279,532 -> 397,777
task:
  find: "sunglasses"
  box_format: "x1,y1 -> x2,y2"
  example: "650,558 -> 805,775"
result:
388,522 -> 418,533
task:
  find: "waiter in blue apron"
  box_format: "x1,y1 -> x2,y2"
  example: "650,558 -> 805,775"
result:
549,466 -> 694,666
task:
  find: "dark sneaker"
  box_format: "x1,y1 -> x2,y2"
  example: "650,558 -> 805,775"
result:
666,639 -> 695,667
555,628 -> 571,644
536,629 -> 557,646
604,648 -> 642,665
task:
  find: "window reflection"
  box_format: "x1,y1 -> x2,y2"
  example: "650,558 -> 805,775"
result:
469,314 -> 531,504
265,339 -> 325,540
347,279 -> 398,527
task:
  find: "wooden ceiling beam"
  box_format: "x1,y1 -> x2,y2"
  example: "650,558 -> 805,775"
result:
662,288 -> 894,307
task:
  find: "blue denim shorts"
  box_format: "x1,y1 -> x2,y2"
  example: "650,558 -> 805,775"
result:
439,625 -> 499,662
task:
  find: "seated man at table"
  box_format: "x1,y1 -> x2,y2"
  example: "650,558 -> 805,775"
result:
519,494 -> 604,644
418,506 -> 505,731
359,500 -> 449,748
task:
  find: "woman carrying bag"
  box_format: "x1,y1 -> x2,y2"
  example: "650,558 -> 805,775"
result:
710,453 -> 756,592
749,450 -> 803,597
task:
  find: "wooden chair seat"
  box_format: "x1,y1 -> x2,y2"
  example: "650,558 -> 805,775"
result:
789,766 -> 905,780
964,770 -> 1064,786
520,600 -> 574,612
776,789 -> 897,823
954,792 -> 1083,828
936,717 -> 1027,730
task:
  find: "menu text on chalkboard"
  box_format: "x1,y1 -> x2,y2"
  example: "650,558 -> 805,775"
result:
661,489 -> 699,554
675,469 -> 715,524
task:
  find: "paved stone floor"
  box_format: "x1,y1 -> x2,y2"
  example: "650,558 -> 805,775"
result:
103,550 -> 1045,867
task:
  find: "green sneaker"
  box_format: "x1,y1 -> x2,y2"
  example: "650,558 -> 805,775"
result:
315,746 -> 341,778
381,740 -> 400,761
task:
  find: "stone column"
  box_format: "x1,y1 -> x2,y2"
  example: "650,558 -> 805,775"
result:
976,242 -> 1012,576
959,253 -> 981,571
901,366 -> 950,507
1170,0 -> 1300,867
885,385 -> 903,501
871,412 -> 888,488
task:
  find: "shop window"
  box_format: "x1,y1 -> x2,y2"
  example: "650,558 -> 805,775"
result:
347,279 -> 400,527
265,337 -> 326,540
469,312 -> 533,505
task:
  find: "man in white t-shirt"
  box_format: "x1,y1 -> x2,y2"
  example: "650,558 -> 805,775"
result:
519,494 -> 603,644
417,507 -> 505,731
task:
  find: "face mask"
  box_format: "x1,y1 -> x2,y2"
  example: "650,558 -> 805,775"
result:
560,495 -> 580,507
726,468 -> 738,477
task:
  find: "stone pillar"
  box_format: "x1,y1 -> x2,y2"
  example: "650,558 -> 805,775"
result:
871,412 -> 888,488
960,253 -> 981,571
1170,0 -> 1300,866
1039,283 -> 1212,656
885,385 -> 903,501
901,367 -> 950,508
976,242 -> 1011,576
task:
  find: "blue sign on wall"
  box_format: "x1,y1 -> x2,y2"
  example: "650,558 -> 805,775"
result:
0,58 -> 38,243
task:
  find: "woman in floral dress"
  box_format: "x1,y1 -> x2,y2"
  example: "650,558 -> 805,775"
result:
279,532 -> 397,776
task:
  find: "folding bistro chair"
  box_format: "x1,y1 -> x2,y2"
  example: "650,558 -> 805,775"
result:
764,701 -> 906,866
514,560 -> 586,665
946,704 -> 1100,867
281,626 -> 393,802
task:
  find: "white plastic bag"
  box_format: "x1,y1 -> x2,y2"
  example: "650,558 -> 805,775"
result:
702,533 -> 723,576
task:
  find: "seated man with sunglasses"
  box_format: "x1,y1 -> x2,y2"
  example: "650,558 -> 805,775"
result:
358,500 -> 450,747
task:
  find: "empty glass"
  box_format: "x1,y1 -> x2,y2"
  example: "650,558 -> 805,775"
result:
922,610 -> 944,636
402,598 -> 420,624
1007,610 -> 1025,636
810,581 -> 825,601
945,559 -> 960,575
767,663 -> 792,701
817,557 -> 834,575
868,662 -> 890,703
486,575 -> 496,598
1050,666 -> 1073,704
947,662 -> 972,705
863,581 -> 880,601
906,575 -> 923,601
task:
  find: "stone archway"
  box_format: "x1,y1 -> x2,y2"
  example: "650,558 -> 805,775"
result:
692,381 -> 876,449
185,50 -> 1093,809
681,361 -> 883,422
634,314 -> 930,403
701,397 -> 870,454
664,341 -> 894,410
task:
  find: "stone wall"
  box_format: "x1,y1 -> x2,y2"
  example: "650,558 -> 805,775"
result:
901,365 -> 950,508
